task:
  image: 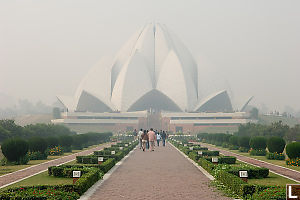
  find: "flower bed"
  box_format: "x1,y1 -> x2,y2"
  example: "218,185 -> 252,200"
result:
48,146 -> 63,156
266,152 -> 285,160
286,158 -> 300,166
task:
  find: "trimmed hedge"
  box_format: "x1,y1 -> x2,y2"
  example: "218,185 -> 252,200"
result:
201,150 -> 219,157
249,136 -> 267,150
267,136 -> 286,153
249,149 -> 266,156
286,142 -> 300,159
226,166 -> 269,179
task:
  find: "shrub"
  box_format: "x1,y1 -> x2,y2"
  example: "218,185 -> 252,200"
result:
215,170 -> 256,197
251,186 -> 285,200
28,151 -> 48,160
0,186 -> 80,200
1,138 -> 29,164
218,156 -> 236,164
226,165 -> 269,179
286,158 -> 300,166
267,136 -> 286,153
238,136 -> 250,148
229,135 -> 239,146
48,146 -> 63,156
229,145 -> 239,150
47,136 -> 59,148
286,142 -> 300,159
59,135 -> 73,152
202,150 -> 219,157
249,149 -> 266,156
266,152 -> 285,160
239,147 -> 250,152
249,136 -> 267,150
197,158 -> 215,174
28,137 -> 48,153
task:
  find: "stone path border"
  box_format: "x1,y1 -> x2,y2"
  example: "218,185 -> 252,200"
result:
200,142 -> 300,183
79,146 -> 137,200
0,143 -> 112,189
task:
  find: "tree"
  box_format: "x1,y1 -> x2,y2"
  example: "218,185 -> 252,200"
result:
0,125 -> 10,142
1,138 -> 29,163
28,137 -> 48,153
267,137 -> 286,153
249,136 -> 267,150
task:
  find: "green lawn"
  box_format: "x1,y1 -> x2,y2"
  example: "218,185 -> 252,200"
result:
0,171 -> 73,191
0,144 -> 106,176
247,171 -> 298,186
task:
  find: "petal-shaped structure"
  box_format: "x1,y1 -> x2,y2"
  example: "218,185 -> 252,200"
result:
58,23 -> 236,114
111,51 -> 153,111
194,90 -> 233,112
56,95 -> 76,111
240,96 -> 254,112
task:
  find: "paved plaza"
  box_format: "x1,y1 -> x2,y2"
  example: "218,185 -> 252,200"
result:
88,143 -> 231,200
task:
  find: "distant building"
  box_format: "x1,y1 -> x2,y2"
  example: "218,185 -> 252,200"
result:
52,23 -> 254,133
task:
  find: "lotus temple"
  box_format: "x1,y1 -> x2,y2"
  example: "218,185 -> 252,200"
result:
52,23 -> 254,133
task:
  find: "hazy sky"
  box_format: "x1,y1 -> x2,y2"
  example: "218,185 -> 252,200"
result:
1,0 -> 300,111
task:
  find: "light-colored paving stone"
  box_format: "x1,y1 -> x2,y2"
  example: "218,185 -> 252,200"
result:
88,143 -> 231,200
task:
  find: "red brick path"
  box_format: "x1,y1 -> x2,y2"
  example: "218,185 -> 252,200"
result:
88,143 -> 232,200
200,142 -> 300,182
0,143 -> 112,188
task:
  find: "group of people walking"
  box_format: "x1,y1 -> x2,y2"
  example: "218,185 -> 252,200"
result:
135,128 -> 168,152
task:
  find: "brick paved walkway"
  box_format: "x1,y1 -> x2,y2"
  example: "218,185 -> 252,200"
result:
0,143 -> 112,188
88,143 -> 232,200
200,142 -> 300,182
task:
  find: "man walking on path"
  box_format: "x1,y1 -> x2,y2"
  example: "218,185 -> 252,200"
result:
148,128 -> 156,151
156,132 -> 161,146
138,129 -> 143,149
161,131 -> 167,146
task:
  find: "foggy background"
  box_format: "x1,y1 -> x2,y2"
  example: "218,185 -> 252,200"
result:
1,0 -> 299,114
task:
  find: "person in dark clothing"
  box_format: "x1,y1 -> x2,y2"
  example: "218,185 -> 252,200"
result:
161,131 -> 167,146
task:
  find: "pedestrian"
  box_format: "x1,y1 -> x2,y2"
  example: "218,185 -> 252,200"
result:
138,129 -> 143,149
161,131 -> 167,146
141,130 -> 148,151
146,130 -> 150,149
133,129 -> 137,139
148,128 -> 156,151
156,132 -> 161,146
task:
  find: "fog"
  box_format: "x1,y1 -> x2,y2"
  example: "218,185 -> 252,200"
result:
1,0 -> 300,112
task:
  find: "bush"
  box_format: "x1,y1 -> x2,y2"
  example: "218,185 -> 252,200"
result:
286,142 -> 300,159
197,158 -> 215,174
229,145 -> 239,150
59,135 -> 73,152
219,156 -> 236,164
202,150 -> 219,157
226,166 -> 269,179
286,158 -> 300,166
1,138 -> 29,164
47,136 -> 59,148
249,136 -> 267,150
215,170 -> 256,197
266,152 -> 285,160
249,149 -> 266,156
0,186 -> 80,200
48,146 -> 63,156
28,137 -> 48,153
229,135 -> 239,146
251,186 -> 285,200
28,151 -> 48,160
239,147 -> 250,152
238,136 -> 250,148
267,136 -> 286,153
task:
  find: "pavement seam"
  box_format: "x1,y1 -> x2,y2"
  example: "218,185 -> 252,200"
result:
79,146 -> 137,200
169,142 -> 215,181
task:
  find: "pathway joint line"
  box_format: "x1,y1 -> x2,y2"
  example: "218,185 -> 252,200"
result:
79,146 -> 138,200
169,142 -> 215,181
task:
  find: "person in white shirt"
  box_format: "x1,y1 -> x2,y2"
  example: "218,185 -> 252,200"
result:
156,133 -> 161,147
138,129 -> 143,149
